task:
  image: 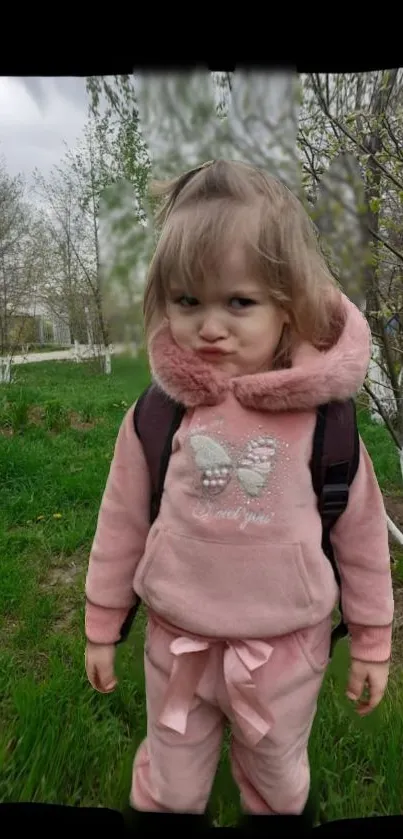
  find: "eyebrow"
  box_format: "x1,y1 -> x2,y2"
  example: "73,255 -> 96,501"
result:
227,288 -> 265,297
169,286 -> 265,298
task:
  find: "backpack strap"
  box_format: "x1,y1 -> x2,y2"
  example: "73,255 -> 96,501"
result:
311,399 -> 360,542
310,398 -> 360,651
134,383 -> 186,524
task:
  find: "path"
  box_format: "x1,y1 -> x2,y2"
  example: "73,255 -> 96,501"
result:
10,344 -> 131,365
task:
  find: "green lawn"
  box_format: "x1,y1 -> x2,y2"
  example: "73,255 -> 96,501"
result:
1,356 -> 402,822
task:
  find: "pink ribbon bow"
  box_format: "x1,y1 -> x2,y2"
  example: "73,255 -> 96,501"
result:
158,635 -> 275,747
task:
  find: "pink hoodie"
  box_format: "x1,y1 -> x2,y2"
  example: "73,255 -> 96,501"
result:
85,295 -> 394,662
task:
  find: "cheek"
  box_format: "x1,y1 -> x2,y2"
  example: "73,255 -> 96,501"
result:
243,311 -> 283,349
167,309 -> 193,347
238,315 -> 284,368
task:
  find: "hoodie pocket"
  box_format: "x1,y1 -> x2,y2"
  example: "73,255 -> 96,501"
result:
136,527 -> 318,639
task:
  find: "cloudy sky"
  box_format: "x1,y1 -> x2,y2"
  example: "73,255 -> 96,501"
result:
0,77 -> 88,182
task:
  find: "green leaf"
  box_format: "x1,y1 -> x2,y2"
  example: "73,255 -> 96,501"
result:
369,197 -> 381,214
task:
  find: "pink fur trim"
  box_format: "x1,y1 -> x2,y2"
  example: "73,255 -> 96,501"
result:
149,296 -> 371,411
234,296 -> 371,411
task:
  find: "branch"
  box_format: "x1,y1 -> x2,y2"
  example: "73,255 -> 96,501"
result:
309,73 -> 403,193
363,381 -> 402,448
368,224 -> 403,263
383,115 -> 403,161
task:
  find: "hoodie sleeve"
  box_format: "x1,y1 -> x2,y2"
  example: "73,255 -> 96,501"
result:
330,436 -> 394,663
85,404 -> 151,645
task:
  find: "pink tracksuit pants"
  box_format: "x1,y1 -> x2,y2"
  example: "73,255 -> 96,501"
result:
131,613 -> 331,815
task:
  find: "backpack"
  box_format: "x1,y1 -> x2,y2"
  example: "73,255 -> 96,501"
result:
118,383 -> 360,653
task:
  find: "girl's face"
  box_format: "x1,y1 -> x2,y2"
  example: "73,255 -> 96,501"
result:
166,245 -> 289,377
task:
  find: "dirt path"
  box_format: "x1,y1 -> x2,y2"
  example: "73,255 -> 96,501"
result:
10,344 -> 131,365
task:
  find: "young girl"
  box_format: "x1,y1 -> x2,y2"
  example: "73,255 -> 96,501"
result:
85,160 -> 394,829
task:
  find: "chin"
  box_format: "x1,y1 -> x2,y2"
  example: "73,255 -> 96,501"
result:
216,359 -> 243,377
226,358 -> 271,377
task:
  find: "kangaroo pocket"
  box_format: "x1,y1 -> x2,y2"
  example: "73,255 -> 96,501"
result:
135,527 -> 330,639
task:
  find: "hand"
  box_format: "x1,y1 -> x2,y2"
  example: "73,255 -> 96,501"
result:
346,658 -> 389,716
85,641 -> 118,694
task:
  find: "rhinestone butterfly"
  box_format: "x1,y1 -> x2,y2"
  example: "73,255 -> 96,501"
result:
189,434 -> 277,498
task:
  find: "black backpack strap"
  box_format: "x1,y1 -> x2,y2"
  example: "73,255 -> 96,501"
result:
117,384 -> 185,644
312,399 -> 360,538
134,383 -> 186,524
311,398 -> 360,652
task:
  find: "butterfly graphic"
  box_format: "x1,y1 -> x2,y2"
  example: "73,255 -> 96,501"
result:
189,434 -> 278,499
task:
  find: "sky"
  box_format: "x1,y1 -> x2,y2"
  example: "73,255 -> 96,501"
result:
0,76 -> 88,182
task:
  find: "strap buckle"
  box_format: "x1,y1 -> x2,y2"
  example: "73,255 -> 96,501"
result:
319,483 -> 349,518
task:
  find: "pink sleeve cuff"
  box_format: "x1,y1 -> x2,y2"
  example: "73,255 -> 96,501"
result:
85,599 -> 135,645
349,623 -> 392,662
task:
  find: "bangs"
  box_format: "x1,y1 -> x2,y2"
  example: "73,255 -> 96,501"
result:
153,198 -> 279,300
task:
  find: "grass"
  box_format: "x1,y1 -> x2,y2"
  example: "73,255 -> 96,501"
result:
0,355 -> 402,821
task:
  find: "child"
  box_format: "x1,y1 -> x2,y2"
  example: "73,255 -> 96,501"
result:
85,160 -> 394,829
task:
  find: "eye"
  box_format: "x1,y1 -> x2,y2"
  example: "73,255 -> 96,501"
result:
229,297 -> 257,310
174,295 -> 199,308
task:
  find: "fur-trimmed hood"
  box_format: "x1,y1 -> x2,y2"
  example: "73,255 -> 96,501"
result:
148,294 -> 371,412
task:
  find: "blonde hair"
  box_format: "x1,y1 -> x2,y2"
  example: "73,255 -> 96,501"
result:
143,159 -> 345,368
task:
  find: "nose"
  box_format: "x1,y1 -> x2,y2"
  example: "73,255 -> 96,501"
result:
198,310 -> 228,343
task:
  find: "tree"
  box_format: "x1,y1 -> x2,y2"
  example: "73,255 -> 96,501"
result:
85,76 -> 152,349
299,71 -> 403,442
86,76 -> 151,203
0,160 -> 36,380
117,70 -> 301,189
33,154 -> 99,355
33,106 -> 151,372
